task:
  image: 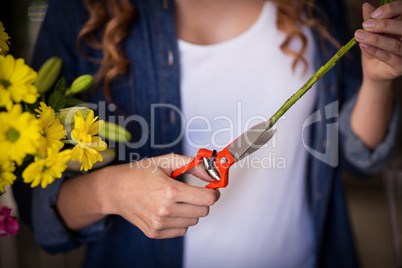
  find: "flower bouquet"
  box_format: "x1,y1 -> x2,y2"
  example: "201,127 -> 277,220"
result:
0,21 -> 129,237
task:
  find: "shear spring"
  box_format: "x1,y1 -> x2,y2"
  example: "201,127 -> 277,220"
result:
202,150 -> 221,181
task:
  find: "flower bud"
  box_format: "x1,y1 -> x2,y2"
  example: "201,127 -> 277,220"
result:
34,56 -> 62,94
69,74 -> 94,94
56,106 -> 90,130
99,122 -> 131,142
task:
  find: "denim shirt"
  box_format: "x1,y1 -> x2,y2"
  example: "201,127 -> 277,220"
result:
13,0 -> 399,267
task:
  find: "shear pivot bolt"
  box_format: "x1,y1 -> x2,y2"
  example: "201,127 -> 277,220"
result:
220,157 -> 228,164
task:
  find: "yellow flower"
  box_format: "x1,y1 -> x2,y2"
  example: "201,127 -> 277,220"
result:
22,146 -> 72,188
0,55 -> 39,110
71,110 -> 107,171
0,160 -> 16,192
0,22 -> 10,56
0,105 -> 41,165
35,102 -> 66,157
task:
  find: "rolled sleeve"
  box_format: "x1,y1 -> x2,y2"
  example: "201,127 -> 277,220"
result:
32,175 -> 110,254
339,93 -> 400,175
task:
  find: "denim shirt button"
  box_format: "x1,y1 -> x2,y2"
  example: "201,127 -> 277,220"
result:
170,108 -> 176,124
315,192 -> 323,200
162,0 -> 168,9
168,50 -> 174,66
322,140 -> 328,148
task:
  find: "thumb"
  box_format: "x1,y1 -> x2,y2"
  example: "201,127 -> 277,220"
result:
187,161 -> 215,182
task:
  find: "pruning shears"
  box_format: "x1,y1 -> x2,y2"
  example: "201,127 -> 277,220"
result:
172,120 -> 276,189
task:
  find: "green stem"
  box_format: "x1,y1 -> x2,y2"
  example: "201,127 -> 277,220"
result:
266,37 -> 357,130
266,0 -> 394,131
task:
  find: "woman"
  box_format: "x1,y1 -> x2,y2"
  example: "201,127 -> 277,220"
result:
13,0 -> 401,267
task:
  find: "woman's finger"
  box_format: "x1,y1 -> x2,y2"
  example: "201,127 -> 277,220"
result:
370,1 -> 402,19
186,162 -> 215,182
363,2 -> 376,21
363,19 -> 402,36
173,180 -> 220,206
146,216 -> 199,231
171,203 -> 210,218
144,227 -> 189,239
358,43 -> 402,74
355,30 -> 402,56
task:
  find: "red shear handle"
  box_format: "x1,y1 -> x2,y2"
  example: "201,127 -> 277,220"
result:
205,147 -> 235,189
171,149 -> 213,178
171,148 -> 236,189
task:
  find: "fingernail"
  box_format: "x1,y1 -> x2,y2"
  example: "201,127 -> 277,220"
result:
360,43 -> 370,49
363,20 -> 375,29
355,30 -> 367,40
362,2 -> 372,11
371,8 -> 382,19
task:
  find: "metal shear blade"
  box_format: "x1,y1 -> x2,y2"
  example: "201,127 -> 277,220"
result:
171,120 -> 277,188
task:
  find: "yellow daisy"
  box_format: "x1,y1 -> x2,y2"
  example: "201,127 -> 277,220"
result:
0,159 -> 16,192
0,22 -> 10,56
0,105 -> 41,165
35,102 -> 66,157
0,54 -> 39,110
71,110 -> 107,171
22,146 -> 72,188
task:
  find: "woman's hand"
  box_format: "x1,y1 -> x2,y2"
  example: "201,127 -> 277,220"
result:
355,1 -> 402,82
350,1 -> 400,148
102,154 -> 220,239
57,154 -> 220,239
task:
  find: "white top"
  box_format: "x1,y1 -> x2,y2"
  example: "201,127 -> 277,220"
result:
179,2 -> 317,267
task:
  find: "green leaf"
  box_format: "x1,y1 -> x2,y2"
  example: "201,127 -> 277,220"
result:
48,91 -> 66,111
65,98 -> 85,107
54,77 -> 67,92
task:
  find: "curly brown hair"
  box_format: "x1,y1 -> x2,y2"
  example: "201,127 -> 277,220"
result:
77,0 -> 337,103
76,0 -> 135,103
272,0 -> 339,71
